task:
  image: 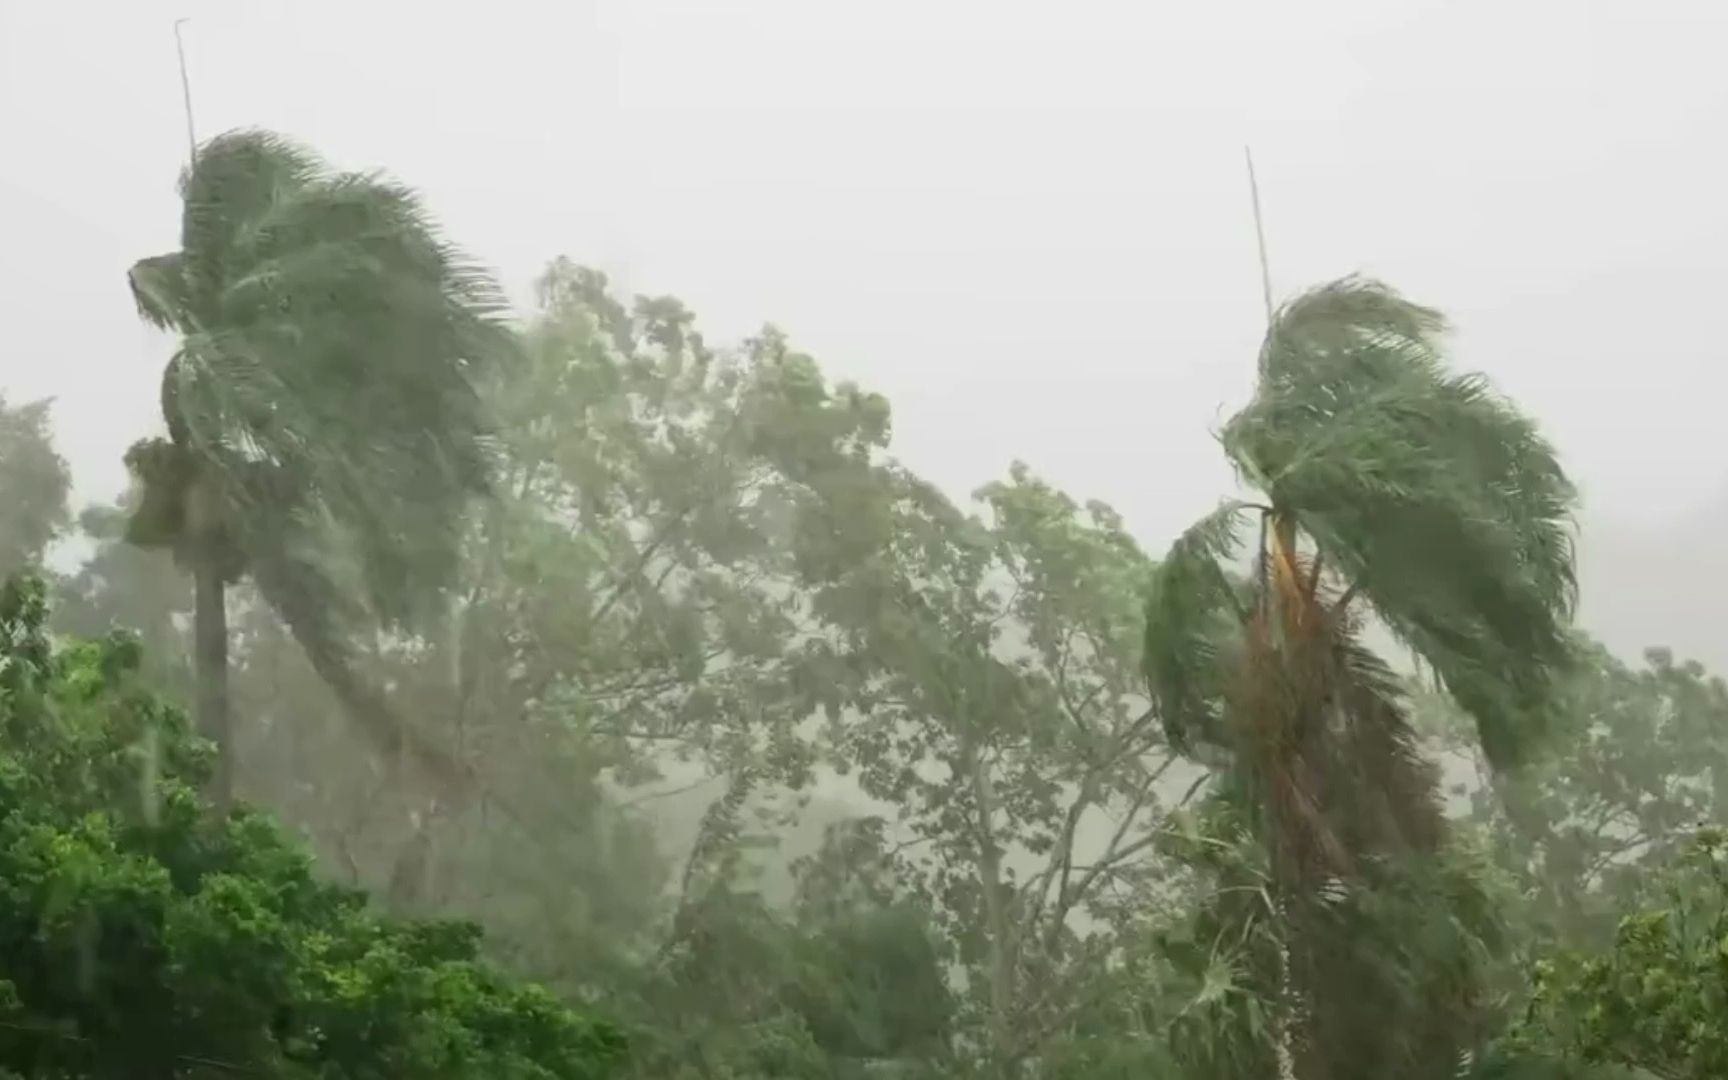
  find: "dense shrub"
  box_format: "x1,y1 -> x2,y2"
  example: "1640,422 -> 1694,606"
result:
0,576 -> 623,1079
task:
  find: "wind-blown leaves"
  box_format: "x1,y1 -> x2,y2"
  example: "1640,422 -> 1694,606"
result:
1142,500 -> 1251,755
130,128 -> 516,630
0,576 -> 626,1079
123,129 -> 520,811
1146,276 -> 1578,1078
0,396 -> 70,576
1226,276 -> 1579,770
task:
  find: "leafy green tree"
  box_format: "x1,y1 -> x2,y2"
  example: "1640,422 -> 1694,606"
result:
1427,637 -> 1728,950
227,260 -> 904,971
488,259 -> 890,789
52,489 -> 674,1000
1519,829 -> 1728,1079
51,500 -> 193,699
0,395 -> 70,577
0,574 -> 623,1078
804,461 -> 1191,1074
124,129 -> 515,807
785,819 -> 956,1067
1142,278 -> 1579,1078
621,823 -> 954,1079
67,259 -> 924,1022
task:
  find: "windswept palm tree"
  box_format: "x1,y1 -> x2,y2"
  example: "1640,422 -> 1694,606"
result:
126,130 -> 514,808
1143,278 -> 1578,1078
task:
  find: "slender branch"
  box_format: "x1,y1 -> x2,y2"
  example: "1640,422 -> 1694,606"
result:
1176,768 -> 1213,808
590,518 -> 684,627
1050,764 -> 1176,937
619,775 -> 721,807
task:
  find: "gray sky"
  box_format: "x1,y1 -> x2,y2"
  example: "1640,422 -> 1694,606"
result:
4,0 -> 1726,565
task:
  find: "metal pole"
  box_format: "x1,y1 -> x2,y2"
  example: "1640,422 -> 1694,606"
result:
174,18 -> 198,167
1245,144 -> 1273,326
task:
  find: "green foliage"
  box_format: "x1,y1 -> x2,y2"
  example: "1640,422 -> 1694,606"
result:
94,261 -> 963,1073
1423,636 -> 1728,958
124,129 -> 521,804
1141,501 -> 1250,758
491,259 -> 892,790
1143,277 -> 1578,1078
0,575 -> 623,1078
50,501 -> 193,700
128,129 -> 514,617
220,260 -> 911,983
620,850 -> 955,1078
805,459 -> 1187,1069
0,396 -> 70,577
1521,830 -> 1728,1078
1227,277 -> 1578,771
73,230 -> 1686,1077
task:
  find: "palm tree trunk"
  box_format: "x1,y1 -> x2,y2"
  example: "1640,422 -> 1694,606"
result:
191,547 -> 232,810
1273,904 -> 1300,1080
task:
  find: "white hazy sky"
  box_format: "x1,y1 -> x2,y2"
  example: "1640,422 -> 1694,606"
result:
3,0 -> 1726,557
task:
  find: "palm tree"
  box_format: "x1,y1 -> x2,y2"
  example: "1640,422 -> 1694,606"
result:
1142,277 -> 1578,1077
125,130 -> 514,808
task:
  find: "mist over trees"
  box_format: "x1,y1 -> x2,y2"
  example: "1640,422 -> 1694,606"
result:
1,129 -> 1721,1078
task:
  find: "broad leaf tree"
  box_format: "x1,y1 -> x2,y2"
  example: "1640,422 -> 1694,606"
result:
0,395 -> 70,577
1519,830 -> 1728,1079
811,462 -> 1192,1074
190,262 -> 903,986
1426,637 -> 1728,949
0,575 -> 624,1079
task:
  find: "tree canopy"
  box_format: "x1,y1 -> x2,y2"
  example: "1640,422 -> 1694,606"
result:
0,576 -> 623,1079
9,126 -> 1721,1078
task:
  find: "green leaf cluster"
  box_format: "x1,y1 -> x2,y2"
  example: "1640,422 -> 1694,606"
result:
0,576 -> 623,1079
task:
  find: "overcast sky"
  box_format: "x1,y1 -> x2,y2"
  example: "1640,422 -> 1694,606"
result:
4,0 -> 1726,559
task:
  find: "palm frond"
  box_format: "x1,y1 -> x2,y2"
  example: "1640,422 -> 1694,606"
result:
178,130 -> 322,276
145,129 -> 517,632
1144,501 -> 1255,755
1257,275 -> 1449,382
128,253 -> 192,332
1331,636 -> 1445,855
1232,622 -> 1353,884
1226,276 -> 1579,771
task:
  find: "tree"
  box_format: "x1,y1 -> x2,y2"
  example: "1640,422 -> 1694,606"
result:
69,258 -> 934,1023
1426,637 -> 1728,950
124,129 -> 514,807
0,395 -> 70,577
619,821 -> 955,1079
786,827 -> 956,1069
51,500 -> 193,699
1519,829 -> 1728,1079
223,260 -> 906,965
807,461 -> 1193,1074
1141,277 -> 1579,1077
0,574 -> 624,1078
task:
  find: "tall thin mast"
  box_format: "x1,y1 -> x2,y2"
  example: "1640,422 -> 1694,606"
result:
174,18 -> 198,167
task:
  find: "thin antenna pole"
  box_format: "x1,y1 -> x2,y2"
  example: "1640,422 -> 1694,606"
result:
1245,144 -> 1274,326
1245,142 -> 1298,1080
173,18 -> 198,167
